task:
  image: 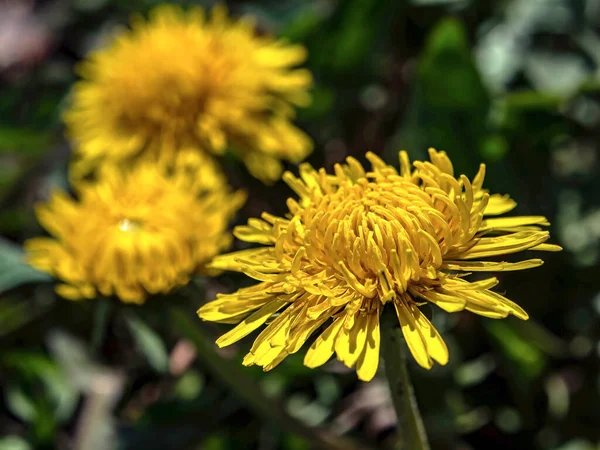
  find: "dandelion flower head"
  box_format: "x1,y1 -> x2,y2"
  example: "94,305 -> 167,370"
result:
26,151 -> 245,304
198,149 -> 561,381
65,4 -> 313,183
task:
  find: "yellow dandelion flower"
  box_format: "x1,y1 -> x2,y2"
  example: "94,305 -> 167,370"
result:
198,148 -> 561,381
64,4 -> 313,183
25,151 -> 245,304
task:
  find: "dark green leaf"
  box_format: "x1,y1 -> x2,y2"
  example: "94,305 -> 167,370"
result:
125,312 -> 169,373
0,238 -> 52,295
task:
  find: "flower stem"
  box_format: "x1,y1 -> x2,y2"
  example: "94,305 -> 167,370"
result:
171,307 -> 365,450
381,305 -> 431,450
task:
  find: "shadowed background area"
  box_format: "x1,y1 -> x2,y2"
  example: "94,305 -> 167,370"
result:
0,0 -> 598,449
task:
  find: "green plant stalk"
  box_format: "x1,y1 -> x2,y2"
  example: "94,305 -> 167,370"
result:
171,307 -> 364,450
381,305 -> 431,450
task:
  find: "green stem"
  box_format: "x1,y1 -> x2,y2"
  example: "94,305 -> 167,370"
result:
381,306 -> 431,450
171,307 -> 365,450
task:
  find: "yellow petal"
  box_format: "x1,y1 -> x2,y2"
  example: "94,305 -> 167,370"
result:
456,231 -> 549,259
393,299 -> 432,369
356,310 -> 381,381
479,216 -> 549,231
304,318 -> 344,368
198,295 -> 274,322
484,194 -> 517,215
410,287 -> 466,313
335,313 -> 368,367
215,299 -> 287,347
55,284 -> 85,301
408,303 -> 448,365
530,243 -> 562,252
441,259 -> 544,271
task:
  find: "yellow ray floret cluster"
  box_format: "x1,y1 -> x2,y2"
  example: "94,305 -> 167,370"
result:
198,149 -> 561,381
65,4 -> 313,183
26,151 -> 245,304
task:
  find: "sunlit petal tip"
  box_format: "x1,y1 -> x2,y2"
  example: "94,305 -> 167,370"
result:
532,243 -> 563,252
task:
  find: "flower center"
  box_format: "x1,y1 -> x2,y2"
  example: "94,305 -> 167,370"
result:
295,177 -> 446,302
117,218 -> 142,233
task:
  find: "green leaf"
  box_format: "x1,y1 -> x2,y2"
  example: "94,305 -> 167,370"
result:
0,238 -> 52,295
5,384 -> 37,422
0,127 -> 51,154
396,17 -> 490,175
0,436 -> 32,450
125,312 -> 169,373
485,321 -> 545,381
2,351 -> 79,442
174,370 -> 204,401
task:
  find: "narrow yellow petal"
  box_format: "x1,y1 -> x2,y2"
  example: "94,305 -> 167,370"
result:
456,231 -> 549,259
484,194 -> 517,215
479,216 -> 549,231
304,318 -> 344,368
215,299 -> 287,347
441,259 -> 544,271
465,303 -> 508,318
198,295 -> 274,322
410,287 -> 466,313
530,243 -> 563,252
393,299 -> 432,369
55,284 -> 85,301
409,303 -> 449,365
356,310 -> 381,381
335,313 -> 368,367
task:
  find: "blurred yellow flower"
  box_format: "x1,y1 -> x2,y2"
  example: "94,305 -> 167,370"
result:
26,151 -> 245,304
198,149 -> 561,381
64,4 -> 313,183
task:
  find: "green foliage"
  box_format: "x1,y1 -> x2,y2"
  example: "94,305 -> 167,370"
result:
0,239 -> 51,295
0,0 -> 597,448
125,312 -> 169,373
2,352 -> 78,443
400,17 -> 490,174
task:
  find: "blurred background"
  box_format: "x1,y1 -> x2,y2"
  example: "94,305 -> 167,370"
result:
0,0 -> 598,449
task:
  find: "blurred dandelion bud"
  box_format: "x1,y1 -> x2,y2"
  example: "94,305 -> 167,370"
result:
25,150 -> 245,304
64,4 -> 313,184
198,148 -> 561,381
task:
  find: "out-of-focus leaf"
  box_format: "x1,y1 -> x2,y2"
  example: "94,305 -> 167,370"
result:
526,53 -> 588,98
305,0 -> 386,73
5,384 -> 37,422
545,375 -> 570,419
298,85 -> 335,120
125,312 -> 169,373
494,407 -> 522,433
2,351 -> 78,442
418,18 -> 488,110
454,354 -> 496,387
555,439 -> 596,450
280,3 -> 331,42
202,435 -> 228,450
48,330 -> 107,391
48,331 -> 123,450
286,393 -> 329,426
0,436 -> 32,450
174,370 -> 204,401
398,17 -> 490,174
283,434 -> 311,450
0,127 -> 51,154
315,375 -> 340,406
0,238 -> 51,295
485,321 -> 545,381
